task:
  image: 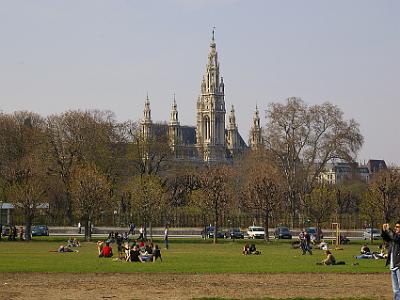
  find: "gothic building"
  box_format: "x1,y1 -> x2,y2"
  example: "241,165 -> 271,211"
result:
141,31 -> 262,162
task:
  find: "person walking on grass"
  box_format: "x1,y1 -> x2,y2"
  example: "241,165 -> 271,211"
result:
382,221 -> 400,300
164,226 -> 169,249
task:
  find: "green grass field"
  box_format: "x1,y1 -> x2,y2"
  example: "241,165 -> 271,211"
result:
0,237 -> 388,273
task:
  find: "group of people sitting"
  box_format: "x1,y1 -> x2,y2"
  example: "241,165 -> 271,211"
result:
97,237 -> 162,263
242,243 -> 261,255
50,237 -> 81,253
354,244 -> 387,260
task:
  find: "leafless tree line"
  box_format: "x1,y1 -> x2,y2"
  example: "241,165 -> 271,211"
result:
0,98 -> 399,242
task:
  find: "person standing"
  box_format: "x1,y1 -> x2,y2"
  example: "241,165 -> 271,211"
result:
164,226 -> 169,249
12,226 -> 17,241
139,225 -> 144,240
78,222 -> 81,234
129,223 -> 135,236
382,222 -> 400,300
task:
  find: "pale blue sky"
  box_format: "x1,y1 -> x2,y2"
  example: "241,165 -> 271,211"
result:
0,1 -> 399,164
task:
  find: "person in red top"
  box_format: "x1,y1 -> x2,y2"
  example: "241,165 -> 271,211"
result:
139,240 -> 145,249
99,242 -> 113,258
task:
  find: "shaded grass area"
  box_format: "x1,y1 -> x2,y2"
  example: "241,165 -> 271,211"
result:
0,237 -> 387,273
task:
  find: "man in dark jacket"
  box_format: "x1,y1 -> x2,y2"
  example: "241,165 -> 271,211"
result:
382,222 -> 400,300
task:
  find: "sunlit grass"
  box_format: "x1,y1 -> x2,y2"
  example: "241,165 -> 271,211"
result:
0,237 -> 387,273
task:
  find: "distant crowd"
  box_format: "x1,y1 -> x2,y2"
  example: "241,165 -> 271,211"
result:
97,230 -> 162,263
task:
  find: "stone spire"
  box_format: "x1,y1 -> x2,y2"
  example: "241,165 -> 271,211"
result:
143,93 -> 152,123
205,28 -> 221,94
168,94 -> 181,155
169,93 -> 179,126
228,105 -> 237,130
227,105 -> 239,154
249,105 -> 262,150
141,93 -> 152,140
196,29 -> 227,162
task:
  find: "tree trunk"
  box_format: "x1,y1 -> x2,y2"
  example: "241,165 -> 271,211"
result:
213,202 -> 219,244
264,209 -> 269,242
144,222 -> 147,241
149,221 -> 153,242
24,217 -> 32,241
85,219 -> 91,241
316,221 -> 321,244
370,220 -> 374,245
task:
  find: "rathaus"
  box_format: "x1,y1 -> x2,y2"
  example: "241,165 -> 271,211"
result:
141,31 -> 262,162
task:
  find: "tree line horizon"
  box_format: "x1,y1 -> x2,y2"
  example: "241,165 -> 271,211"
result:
1,97 -> 399,242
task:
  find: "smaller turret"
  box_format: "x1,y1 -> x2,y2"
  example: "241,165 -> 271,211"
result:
249,105 -> 262,150
141,94 -> 153,141
168,94 -> 181,155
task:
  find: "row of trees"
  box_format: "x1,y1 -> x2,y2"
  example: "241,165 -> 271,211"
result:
0,98 -> 398,242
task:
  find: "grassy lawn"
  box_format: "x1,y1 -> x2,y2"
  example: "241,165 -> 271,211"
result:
0,237 -> 387,273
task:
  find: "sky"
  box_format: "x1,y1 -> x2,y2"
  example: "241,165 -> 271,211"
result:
0,0 -> 399,164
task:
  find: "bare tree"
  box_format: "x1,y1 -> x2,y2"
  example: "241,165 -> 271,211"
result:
241,151 -> 283,242
303,185 -> 337,242
127,174 -> 164,240
128,124 -> 172,177
367,168 -> 400,223
360,190 -> 381,244
5,155 -> 48,240
0,111 -> 48,239
70,163 -> 111,241
196,164 -> 233,244
46,110 -> 126,224
264,97 -> 363,226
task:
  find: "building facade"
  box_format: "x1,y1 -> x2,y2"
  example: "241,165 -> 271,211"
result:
141,31 -> 260,162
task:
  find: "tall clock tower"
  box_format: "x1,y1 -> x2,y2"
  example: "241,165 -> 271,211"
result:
196,30 -> 226,162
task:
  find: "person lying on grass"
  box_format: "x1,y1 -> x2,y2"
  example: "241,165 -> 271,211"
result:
355,244 -> 387,259
316,250 -> 345,265
49,245 -> 78,253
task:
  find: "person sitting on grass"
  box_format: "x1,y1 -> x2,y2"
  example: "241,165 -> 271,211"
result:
99,242 -> 113,258
360,244 -> 371,255
318,241 -> 328,251
139,239 -> 145,249
130,245 -> 141,262
249,244 -> 261,255
73,238 -> 80,247
67,237 -> 80,248
153,244 -> 162,262
97,241 -> 104,256
139,244 -> 153,263
317,250 -> 345,265
374,244 -> 387,259
123,242 -> 131,261
242,243 -> 250,255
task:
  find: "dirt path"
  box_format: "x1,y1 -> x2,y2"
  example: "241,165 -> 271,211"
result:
0,273 -> 392,300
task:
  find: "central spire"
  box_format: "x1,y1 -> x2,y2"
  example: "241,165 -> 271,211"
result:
210,27 -> 216,48
204,27 -> 222,94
